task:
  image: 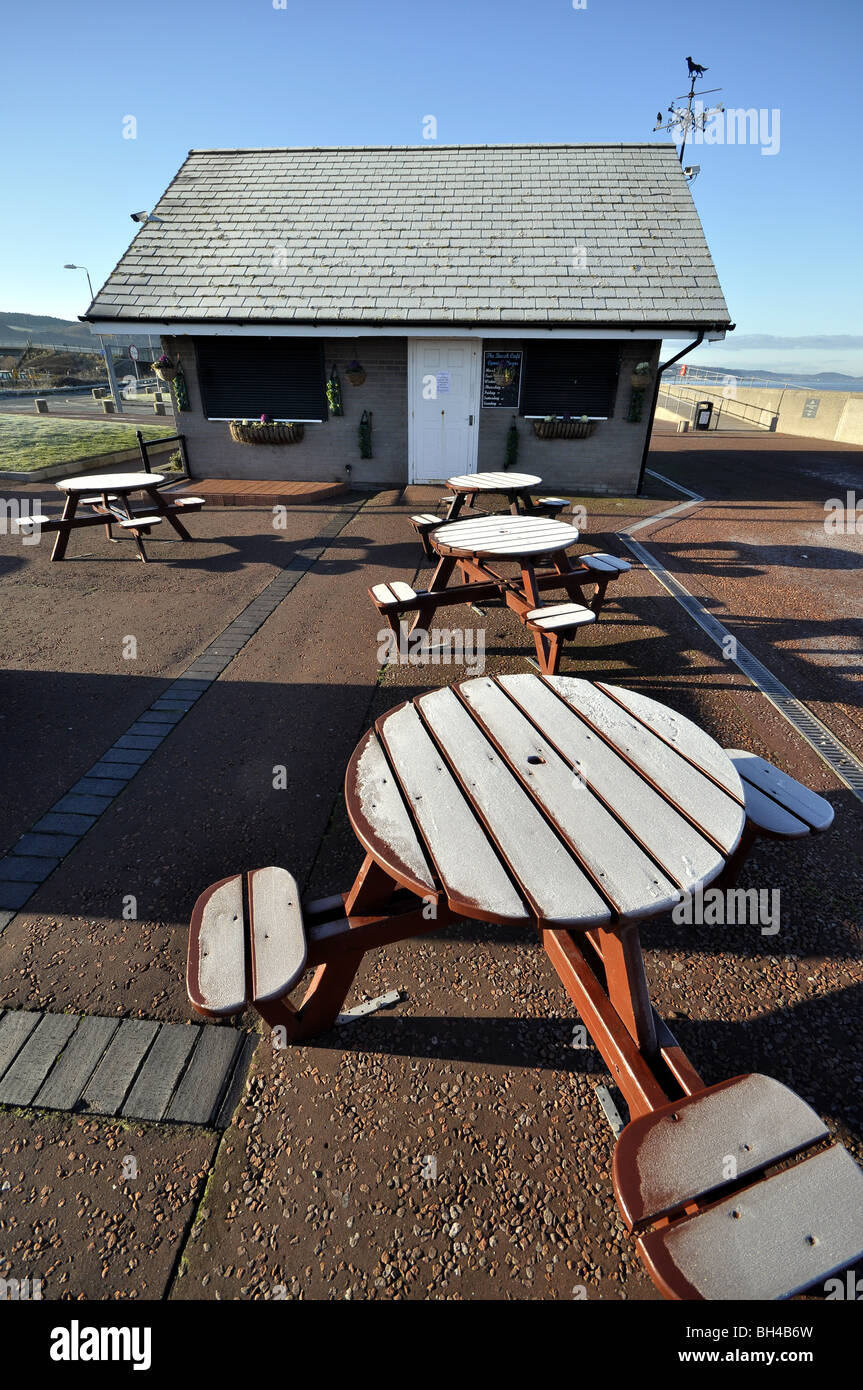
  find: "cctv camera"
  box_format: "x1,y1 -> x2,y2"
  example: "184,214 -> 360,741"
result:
130,212 -> 148,223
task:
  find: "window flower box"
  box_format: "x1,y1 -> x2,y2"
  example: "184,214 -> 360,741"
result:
229,420 -> 305,445
531,417 -> 597,440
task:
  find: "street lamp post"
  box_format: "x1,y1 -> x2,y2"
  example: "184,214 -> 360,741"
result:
63,264 -> 123,413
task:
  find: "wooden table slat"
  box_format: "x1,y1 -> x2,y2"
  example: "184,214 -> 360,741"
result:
599,683 -> 745,802
546,679 -> 745,853
347,732 -> 437,896
458,678 -> 683,918
446,472 -> 541,491
416,688 -> 612,926
196,876 -> 246,1015
499,674 -> 726,892
248,867 -> 307,1004
377,702 -> 530,923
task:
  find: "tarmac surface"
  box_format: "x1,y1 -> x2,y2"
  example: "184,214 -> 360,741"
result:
0,429 -> 860,1300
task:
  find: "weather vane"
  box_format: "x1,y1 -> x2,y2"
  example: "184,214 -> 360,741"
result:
653,56 -> 724,173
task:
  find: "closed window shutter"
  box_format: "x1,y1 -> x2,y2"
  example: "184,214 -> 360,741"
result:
195,338 -> 327,420
521,344 -> 620,418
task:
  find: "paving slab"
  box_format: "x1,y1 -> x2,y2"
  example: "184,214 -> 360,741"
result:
166,1026 -> 244,1126
0,854 -> 59,881
81,1018 -> 160,1115
34,1014 -> 120,1110
122,1023 -> 200,1120
0,1012 -> 78,1105
0,1008 -> 41,1075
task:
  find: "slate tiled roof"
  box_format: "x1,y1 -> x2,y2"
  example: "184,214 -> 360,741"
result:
86,144 -> 731,328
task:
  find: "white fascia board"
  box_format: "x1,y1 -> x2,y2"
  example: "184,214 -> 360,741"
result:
87,320 -> 726,344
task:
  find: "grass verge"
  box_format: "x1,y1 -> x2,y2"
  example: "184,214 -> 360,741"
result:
0,413 -> 174,471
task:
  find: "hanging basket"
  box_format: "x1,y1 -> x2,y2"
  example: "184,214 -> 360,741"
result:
229,421 -> 305,445
630,372 -> 652,389
153,361 -> 178,382
532,419 -> 596,440
345,368 -> 366,387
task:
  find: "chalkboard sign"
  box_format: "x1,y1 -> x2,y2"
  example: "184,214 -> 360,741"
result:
482,350 -> 522,408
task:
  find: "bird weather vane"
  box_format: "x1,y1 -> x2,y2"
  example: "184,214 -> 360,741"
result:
653,56 -> 724,172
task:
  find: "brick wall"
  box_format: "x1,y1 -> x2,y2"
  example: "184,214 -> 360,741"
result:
166,332 -> 660,495
165,335 -> 407,486
476,339 -> 661,495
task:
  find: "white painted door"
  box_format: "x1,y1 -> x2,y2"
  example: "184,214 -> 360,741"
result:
408,339 -> 480,483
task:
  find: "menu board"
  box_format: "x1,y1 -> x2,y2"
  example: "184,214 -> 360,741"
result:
482,350 -> 522,408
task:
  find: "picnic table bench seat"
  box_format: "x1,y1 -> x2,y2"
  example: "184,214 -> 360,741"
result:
535,496 -> 570,518
721,750 -> 834,883
523,601 -> 597,673
726,750 -> 834,837
613,1072 -> 863,1300
579,552 -> 631,575
187,867 -> 308,1021
371,580 -> 421,609
525,601 -> 596,633
118,514 -> 163,530
172,496 -> 205,510
569,552 -> 632,619
409,513 -> 443,558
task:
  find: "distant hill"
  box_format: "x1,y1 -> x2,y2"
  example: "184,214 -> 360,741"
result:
0,312 -> 155,352
688,365 -> 863,391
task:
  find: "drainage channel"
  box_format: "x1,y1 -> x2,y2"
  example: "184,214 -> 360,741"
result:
0,497 -> 365,934
619,471 -> 863,803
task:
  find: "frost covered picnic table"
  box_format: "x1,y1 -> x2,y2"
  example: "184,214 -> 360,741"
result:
442,470 -> 544,519
373,513 -> 630,673
32,471 -> 204,562
188,675 -> 863,1299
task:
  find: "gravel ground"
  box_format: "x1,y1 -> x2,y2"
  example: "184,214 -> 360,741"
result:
0,1110 -> 215,1299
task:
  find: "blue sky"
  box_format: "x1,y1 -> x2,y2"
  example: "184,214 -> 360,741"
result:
1,0 -> 860,374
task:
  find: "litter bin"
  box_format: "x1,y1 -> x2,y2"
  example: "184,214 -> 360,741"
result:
694,399 -> 713,431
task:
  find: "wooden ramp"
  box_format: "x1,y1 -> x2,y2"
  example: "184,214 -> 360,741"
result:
172,478 -> 348,507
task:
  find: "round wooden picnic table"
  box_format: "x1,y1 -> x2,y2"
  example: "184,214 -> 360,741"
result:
432,513 -> 580,559
56,471 -> 166,492
346,675 -> 745,929
345,674 -> 746,1064
423,514 -> 597,673
443,470 -> 543,520
50,471 -> 193,562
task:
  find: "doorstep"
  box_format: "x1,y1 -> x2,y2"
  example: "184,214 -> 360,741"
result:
171,478 -> 348,506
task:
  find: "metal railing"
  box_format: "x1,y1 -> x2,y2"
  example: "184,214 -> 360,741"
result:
657,383 -> 777,431
136,429 -> 191,481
